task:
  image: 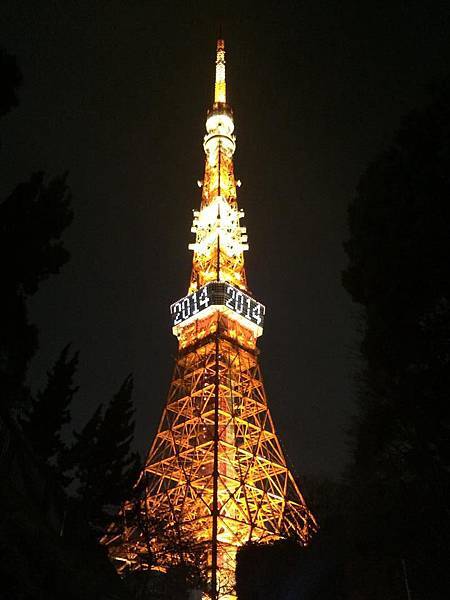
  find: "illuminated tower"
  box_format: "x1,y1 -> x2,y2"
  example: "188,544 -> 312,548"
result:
103,39 -> 317,599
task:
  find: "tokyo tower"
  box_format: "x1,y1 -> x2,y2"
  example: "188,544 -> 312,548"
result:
103,39 -> 317,599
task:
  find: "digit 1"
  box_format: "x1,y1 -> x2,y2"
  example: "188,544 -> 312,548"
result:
235,291 -> 244,314
245,296 -> 251,319
192,292 -> 199,314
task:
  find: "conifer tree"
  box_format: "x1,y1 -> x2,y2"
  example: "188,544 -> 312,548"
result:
22,344 -> 79,471
70,403 -> 104,517
96,374 -> 141,507
70,375 -> 141,528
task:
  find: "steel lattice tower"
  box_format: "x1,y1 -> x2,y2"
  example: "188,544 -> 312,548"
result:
103,39 -> 317,599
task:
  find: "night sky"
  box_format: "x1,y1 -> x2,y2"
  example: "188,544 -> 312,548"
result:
1,1 -> 449,478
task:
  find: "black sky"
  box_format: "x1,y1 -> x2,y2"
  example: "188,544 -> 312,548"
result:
1,0 -> 449,478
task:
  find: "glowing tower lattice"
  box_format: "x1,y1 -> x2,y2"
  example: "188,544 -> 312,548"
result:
103,39 -> 317,599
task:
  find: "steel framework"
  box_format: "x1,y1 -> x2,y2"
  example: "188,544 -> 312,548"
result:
102,39 -> 317,600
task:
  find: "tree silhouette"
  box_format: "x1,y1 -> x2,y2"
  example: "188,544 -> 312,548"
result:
0,172 -> 73,415
0,46 -> 130,600
22,344 -> 79,480
342,81 -> 450,598
97,375 -> 141,507
105,486 -> 208,599
69,375 -> 141,529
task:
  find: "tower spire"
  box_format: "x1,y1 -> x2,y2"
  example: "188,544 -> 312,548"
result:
214,38 -> 226,104
188,37 -> 247,296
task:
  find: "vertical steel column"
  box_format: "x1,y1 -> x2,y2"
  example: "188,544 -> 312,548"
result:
211,332 -> 220,600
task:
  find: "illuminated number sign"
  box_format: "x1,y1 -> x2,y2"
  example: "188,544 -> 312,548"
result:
170,282 -> 265,329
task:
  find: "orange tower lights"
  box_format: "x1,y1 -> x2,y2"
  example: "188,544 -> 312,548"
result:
103,39 -> 317,600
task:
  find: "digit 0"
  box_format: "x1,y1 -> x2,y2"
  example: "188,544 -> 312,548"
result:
235,291 -> 244,314
181,297 -> 190,320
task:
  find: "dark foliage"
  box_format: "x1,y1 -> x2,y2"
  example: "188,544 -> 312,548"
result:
69,375 -> 141,529
0,47 -> 136,600
342,81 -> 450,598
124,567 -> 202,600
0,172 -> 73,414
112,487 -> 208,586
22,344 -> 79,476
1,172 -> 73,296
0,415 -> 129,600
